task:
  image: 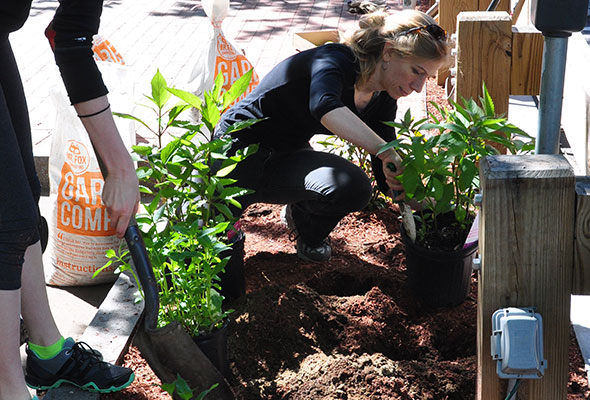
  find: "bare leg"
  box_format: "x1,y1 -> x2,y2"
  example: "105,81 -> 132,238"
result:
20,241 -> 61,346
0,289 -> 32,400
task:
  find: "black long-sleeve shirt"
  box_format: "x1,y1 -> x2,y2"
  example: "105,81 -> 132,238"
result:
217,43 -> 397,149
1,0 -> 108,104
216,43 -> 397,192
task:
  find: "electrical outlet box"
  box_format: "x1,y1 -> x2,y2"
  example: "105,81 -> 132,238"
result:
491,307 -> 547,379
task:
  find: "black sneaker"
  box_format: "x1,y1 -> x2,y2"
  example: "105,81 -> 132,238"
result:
281,205 -> 332,262
25,338 -> 134,393
296,237 -> 332,262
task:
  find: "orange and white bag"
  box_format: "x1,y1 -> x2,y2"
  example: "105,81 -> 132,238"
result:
188,0 -> 259,104
92,35 -> 125,65
44,38 -> 134,286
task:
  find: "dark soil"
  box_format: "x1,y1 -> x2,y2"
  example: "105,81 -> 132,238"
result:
102,200 -> 589,399
100,77 -> 589,399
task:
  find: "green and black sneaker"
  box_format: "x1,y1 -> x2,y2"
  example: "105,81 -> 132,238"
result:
25,338 -> 134,393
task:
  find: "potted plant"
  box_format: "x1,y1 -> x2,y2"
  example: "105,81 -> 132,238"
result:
380,83 -> 534,307
98,69 -> 259,379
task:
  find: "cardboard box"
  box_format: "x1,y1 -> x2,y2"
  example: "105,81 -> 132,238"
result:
292,30 -> 342,51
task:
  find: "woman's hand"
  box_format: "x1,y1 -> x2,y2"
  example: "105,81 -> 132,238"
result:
378,147 -> 405,201
100,165 -> 140,238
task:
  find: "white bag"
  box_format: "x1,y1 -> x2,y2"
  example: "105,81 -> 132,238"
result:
44,39 -> 135,286
188,0 -> 259,103
44,90 -> 121,286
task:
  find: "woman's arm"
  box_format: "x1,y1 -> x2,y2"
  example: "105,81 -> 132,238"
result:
320,106 -> 404,198
48,1 -> 140,237
74,96 -> 139,238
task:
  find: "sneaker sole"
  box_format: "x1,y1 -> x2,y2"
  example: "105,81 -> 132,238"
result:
26,372 -> 134,393
296,245 -> 332,263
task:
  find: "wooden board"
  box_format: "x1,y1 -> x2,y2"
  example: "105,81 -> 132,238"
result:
455,12 -> 512,117
510,26 -> 544,96
574,178 -> 590,295
437,0 -> 479,85
478,155 -> 574,400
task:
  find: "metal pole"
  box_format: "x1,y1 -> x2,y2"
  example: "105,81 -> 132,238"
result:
535,36 -> 569,155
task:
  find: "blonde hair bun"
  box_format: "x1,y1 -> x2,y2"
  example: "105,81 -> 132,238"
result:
358,9 -> 388,30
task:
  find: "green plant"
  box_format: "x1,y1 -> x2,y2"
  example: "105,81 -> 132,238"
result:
102,70 -> 260,335
161,374 -> 218,400
380,83 -> 534,250
317,135 -> 388,209
94,241 -> 142,303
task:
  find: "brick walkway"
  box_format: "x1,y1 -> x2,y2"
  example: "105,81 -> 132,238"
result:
10,0 -> 409,155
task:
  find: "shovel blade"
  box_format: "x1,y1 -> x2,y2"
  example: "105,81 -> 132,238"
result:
135,321 -> 235,400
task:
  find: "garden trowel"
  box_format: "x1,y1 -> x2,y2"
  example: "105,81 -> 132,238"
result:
94,152 -> 235,400
386,161 -> 416,243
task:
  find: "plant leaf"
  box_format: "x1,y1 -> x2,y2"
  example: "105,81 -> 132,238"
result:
151,69 -> 171,108
223,69 -> 253,108
167,87 -> 203,110
481,81 -> 495,116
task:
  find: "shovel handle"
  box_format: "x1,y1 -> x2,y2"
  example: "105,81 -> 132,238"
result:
124,220 -> 160,331
94,151 -> 159,331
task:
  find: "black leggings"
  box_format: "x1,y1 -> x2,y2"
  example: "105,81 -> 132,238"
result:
229,144 -> 372,247
0,34 -> 41,290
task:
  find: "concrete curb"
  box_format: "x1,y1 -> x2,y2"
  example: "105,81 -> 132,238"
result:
43,272 -> 144,399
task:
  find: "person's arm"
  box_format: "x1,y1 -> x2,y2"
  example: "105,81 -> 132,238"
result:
308,46 -> 404,199
320,106 -> 404,198
48,1 -> 139,237
74,96 -> 139,237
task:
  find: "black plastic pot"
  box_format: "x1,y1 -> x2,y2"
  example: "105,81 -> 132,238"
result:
219,229 -> 246,302
193,320 -> 231,379
401,227 -> 477,307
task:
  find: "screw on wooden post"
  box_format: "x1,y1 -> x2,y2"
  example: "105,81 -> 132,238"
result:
478,155 -> 575,400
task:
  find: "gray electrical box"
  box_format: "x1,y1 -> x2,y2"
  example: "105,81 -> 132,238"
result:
531,0 -> 590,36
491,307 -> 547,379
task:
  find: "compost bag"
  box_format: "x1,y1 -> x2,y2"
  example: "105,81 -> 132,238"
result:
189,0 -> 259,104
44,37 -> 134,286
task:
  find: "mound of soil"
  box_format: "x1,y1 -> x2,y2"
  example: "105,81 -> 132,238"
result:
227,203 -> 478,400
101,76 -> 589,399
103,201 -> 588,400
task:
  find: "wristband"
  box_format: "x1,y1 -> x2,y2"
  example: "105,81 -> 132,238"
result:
77,104 -> 110,118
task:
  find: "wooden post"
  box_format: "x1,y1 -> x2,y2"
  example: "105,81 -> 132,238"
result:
455,12 -> 512,117
574,178 -> 590,295
510,26 -> 544,96
438,0 -> 479,85
478,155 -> 575,400
439,0 -> 479,35
437,0 -> 508,86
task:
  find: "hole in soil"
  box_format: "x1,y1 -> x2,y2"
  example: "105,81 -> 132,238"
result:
432,318 -> 476,360
306,270 -> 379,296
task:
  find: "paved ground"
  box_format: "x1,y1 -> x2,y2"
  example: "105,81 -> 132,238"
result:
11,0 -> 413,156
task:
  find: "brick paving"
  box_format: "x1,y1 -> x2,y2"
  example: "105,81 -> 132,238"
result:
10,0 -> 409,155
